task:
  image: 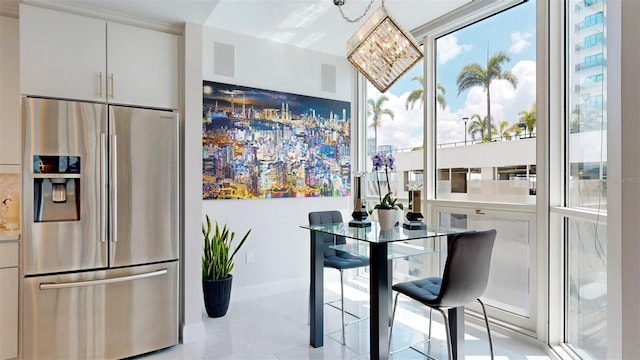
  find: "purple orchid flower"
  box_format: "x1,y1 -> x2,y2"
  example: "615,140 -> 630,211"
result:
371,153 -> 384,171
385,153 -> 395,171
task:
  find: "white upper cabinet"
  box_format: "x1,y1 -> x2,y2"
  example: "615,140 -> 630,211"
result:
107,22 -> 179,110
20,4 -> 107,102
1,16 -> 21,165
20,4 -> 179,110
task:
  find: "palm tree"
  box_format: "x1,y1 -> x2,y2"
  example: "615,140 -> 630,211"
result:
456,51 -> 518,141
467,114 -> 495,142
518,103 -> 536,137
492,120 -> 512,140
569,111 -> 582,134
509,123 -> 523,138
367,95 -> 394,152
405,75 -> 447,111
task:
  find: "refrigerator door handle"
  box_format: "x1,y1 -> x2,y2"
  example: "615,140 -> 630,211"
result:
110,134 -> 117,244
38,268 -> 168,290
100,133 -> 107,243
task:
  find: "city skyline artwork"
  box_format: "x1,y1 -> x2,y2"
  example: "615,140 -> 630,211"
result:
202,81 -> 351,200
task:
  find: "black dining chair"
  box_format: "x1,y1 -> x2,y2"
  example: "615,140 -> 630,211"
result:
308,210 -> 369,345
389,229 -> 497,359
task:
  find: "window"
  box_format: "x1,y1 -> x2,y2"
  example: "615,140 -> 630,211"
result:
436,207 -> 535,324
435,1 -> 536,205
497,165 -> 526,180
584,32 -> 603,47
577,53 -> 605,70
364,51 -> 424,211
566,218 -> 607,359
432,0 -> 537,331
362,54 -> 427,284
565,0 -> 608,357
584,95 -> 603,108
584,53 -> 604,66
365,56 -> 424,156
403,169 -> 423,191
438,168 -> 450,181
585,73 -> 603,84
451,168 -> 468,193
584,12 -> 604,27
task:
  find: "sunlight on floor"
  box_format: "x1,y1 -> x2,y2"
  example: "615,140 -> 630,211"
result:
142,268 -> 551,359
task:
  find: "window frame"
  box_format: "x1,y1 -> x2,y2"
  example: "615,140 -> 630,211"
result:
415,0 -> 540,335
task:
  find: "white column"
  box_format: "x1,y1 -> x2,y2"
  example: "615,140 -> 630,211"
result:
611,0 -> 640,358
181,22 -> 205,343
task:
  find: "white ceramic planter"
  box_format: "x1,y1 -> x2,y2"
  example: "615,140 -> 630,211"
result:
377,209 -> 397,230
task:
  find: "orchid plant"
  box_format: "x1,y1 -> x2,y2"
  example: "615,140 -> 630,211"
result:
370,152 -> 404,214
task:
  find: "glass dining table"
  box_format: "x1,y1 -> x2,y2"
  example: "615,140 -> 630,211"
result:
300,221 -> 468,360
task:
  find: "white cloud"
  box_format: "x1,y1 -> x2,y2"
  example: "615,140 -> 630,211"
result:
367,88 -> 424,150
437,34 -> 473,65
366,60 -> 537,149
509,31 -> 532,54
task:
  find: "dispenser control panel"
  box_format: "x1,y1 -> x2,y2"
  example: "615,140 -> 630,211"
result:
33,155 -> 80,175
33,156 -> 81,222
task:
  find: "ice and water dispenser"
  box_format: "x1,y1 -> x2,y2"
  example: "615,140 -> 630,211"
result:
33,155 -> 81,222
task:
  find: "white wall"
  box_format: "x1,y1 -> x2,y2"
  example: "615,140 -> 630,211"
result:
201,26 -> 352,296
202,27 -> 352,100
182,25 -> 353,336
0,15 -> 21,170
202,28 -> 351,299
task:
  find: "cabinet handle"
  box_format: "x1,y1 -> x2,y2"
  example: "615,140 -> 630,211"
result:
98,72 -> 103,98
109,73 -> 114,99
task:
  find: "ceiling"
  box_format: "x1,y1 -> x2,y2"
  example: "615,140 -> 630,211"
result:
3,0 -> 472,56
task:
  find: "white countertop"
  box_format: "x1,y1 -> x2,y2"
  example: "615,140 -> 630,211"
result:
0,230 -> 20,241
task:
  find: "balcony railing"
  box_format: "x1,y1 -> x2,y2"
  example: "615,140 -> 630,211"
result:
575,19 -> 605,31
575,81 -> 603,92
575,38 -> 604,51
575,0 -> 603,12
436,132 -> 536,149
575,58 -> 606,71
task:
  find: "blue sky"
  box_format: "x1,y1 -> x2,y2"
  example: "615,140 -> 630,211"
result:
368,0 -> 537,148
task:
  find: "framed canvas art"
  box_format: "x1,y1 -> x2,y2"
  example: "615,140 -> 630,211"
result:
202,81 -> 351,200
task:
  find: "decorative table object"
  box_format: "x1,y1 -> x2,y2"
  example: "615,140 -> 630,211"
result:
403,185 -> 426,230
349,172 -> 371,227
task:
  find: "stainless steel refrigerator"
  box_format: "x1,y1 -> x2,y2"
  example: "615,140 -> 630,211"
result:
21,97 -> 179,359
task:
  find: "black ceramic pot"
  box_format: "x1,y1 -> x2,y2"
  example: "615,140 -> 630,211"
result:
202,275 -> 233,318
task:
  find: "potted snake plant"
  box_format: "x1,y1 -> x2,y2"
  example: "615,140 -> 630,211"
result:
202,214 -> 251,317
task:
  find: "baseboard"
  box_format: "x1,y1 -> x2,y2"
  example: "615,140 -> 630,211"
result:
231,276 -> 308,302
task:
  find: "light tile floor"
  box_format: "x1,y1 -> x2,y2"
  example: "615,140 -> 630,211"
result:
141,271 -> 551,360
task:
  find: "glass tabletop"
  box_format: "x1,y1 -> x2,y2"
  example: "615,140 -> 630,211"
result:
330,241 -> 439,259
300,222 -> 466,244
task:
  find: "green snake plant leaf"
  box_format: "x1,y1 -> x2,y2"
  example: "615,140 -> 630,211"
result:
202,215 -> 251,281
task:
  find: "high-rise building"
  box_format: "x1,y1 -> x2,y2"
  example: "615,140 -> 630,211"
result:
568,0 -> 606,133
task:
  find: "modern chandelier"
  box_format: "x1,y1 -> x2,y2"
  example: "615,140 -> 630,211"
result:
336,0 -> 423,93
